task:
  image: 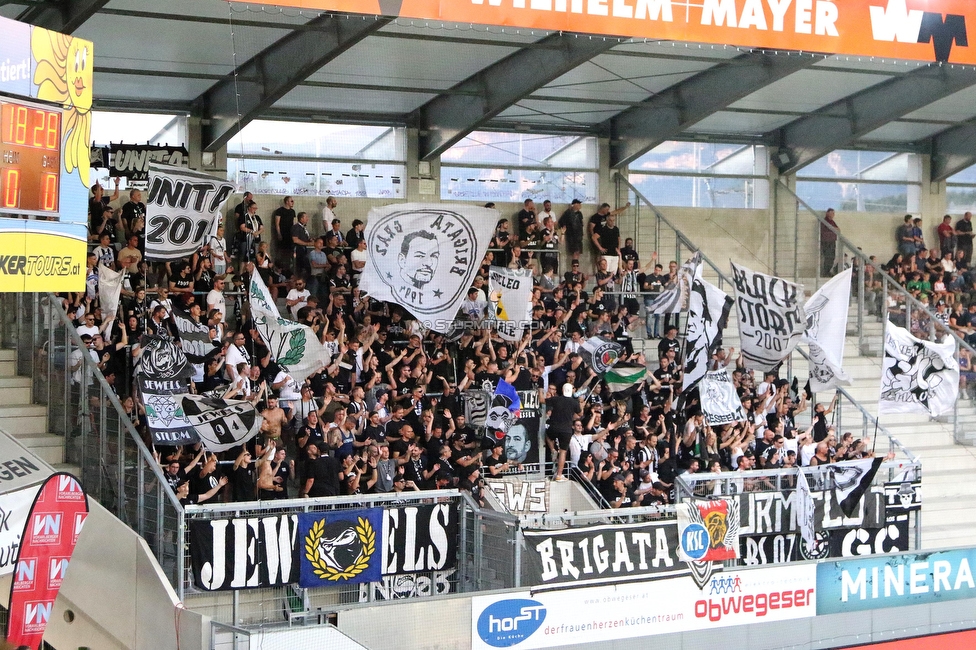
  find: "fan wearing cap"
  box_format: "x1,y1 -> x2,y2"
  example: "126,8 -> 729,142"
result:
545,383 -> 583,481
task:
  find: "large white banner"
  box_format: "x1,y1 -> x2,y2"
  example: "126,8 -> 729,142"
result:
730,263 -> 806,372
359,203 -> 497,333
879,322 -> 959,417
144,163 -> 235,260
488,266 -> 533,341
249,271 -> 328,384
0,486 -> 41,575
682,276 -> 732,391
471,565 -> 816,650
804,268 -> 852,393
97,263 -> 123,338
701,369 -> 745,426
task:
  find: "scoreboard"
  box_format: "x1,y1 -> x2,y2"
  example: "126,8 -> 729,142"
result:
0,98 -> 62,217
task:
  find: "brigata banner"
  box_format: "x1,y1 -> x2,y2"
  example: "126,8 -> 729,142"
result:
817,547 -> 976,615
144,163 -> 235,260
7,473 -> 89,650
521,520 -> 684,587
471,564 -> 816,649
247,0 -> 976,66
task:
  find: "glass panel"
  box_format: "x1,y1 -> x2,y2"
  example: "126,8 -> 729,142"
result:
629,141 -> 768,176
440,132 -> 598,169
440,167 -> 597,204
948,165 -> 976,184
946,186 -> 976,213
227,121 -> 406,161
90,111 -> 186,147
798,150 -> 921,182
796,179 -> 920,213
228,158 -> 405,199
628,173 -> 769,209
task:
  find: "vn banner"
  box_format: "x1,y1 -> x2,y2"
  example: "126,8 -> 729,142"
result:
7,473 -> 89,650
144,163 -> 235,260
358,203 -> 496,333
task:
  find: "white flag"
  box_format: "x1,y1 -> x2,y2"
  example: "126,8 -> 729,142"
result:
879,321 -> 959,417
358,203 -> 497,333
803,268 -> 852,392
700,369 -> 745,425
488,266 -> 533,341
730,262 -> 806,372
144,164 -> 235,260
644,251 -> 701,314
248,271 -> 328,384
182,394 -> 264,453
682,277 -> 733,391
97,263 -> 123,338
795,468 -> 816,549
580,336 -> 623,374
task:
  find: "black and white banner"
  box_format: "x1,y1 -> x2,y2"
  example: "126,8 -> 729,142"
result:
884,480 -> 921,514
880,322 -> 959,417
357,569 -> 456,603
736,486 -> 883,536
580,336 -> 623,375
144,163 -> 235,260
730,263 -> 806,372
488,266 -> 533,341
682,276 -> 733,391
803,268 -> 852,392
170,305 -> 219,365
189,514 -> 300,591
700,369 -> 745,425
522,520 -> 685,587
91,144 -> 189,183
359,203 -> 497,333
97,264 -> 123,339
644,252 -> 701,314
830,457 -> 884,518
462,390 -> 491,428
138,336 -> 196,446
181,395 -> 264,453
189,503 -> 459,591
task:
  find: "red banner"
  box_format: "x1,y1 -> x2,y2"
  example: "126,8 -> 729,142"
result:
6,473 -> 88,650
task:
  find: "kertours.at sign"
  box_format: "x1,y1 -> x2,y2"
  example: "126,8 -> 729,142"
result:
248,0 -> 976,65
189,503 -> 459,591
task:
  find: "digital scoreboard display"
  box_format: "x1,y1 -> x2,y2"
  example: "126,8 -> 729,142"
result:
0,99 -> 61,217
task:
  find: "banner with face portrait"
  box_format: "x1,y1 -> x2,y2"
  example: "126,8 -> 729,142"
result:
730,263 -> 806,372
488,266 -> 533,341
682,276 -> 733,392
879,322 -> 959,417
359,203 -> 497,333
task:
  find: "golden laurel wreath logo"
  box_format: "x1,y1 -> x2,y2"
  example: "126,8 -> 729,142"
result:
304,516 -> 375,581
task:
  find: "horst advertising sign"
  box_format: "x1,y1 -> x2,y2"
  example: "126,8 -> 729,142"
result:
242,0 -> 976,66
471,564 -> 816,649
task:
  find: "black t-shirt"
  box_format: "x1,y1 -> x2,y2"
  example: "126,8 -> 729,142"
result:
306,455 -> 340,497
274,207 -> 297,245
658,337 -> 680,358
232,465 -> 257,502
958,218 -> 974,246
517,209 -> 536,239
121,201 -> 146,233
588,213 -> 606,235
547,395 -> 581,433
598,224 -> 620,252
558,209 -> 583,236
188,468 -> 222,497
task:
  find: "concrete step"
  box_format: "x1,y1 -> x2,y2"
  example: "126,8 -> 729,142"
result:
0,377 -> 32,404
0,360 -> 17,378
18,434 -> 63,465
0,405 -> 46,419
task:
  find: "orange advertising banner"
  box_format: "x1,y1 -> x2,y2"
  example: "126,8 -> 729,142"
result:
248,0 -> 976,65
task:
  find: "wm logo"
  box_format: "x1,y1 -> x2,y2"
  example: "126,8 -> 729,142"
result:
870,0 -> 968,62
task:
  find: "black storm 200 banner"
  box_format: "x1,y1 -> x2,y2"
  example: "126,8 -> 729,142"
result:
521,520 -> 685,587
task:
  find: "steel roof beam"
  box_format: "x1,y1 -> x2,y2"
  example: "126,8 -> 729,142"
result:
411,33 -> 617,162
17,0 -> 109,33
607,52 -> 818,169
196,13 -> 393,153
931,120 -> 976,182
774,64 -> 976,175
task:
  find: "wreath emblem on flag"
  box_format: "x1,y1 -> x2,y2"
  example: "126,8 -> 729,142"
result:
304,516 -> 375,581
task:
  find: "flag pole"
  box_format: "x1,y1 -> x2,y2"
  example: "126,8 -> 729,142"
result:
874,300 -> 890,457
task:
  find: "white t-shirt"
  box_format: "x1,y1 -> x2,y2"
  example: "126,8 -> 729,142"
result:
568,432 -> 592,468
274,370 -> 302,403
286,289 -> 310,319
322,206 -> 337,230
211,236 -> 228,274
207,289 -> 226,323
800,443 -> 817,467
76,324 -> 98,339
351,247 -> 367,270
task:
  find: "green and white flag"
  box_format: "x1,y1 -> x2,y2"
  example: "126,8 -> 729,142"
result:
249,271 -> 328,383
604,362 -> 647,398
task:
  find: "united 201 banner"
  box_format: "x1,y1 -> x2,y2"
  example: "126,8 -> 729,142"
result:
144,163 -> 235,261
489,266 -> 533,341
359,203 -> 497,332
471,565 -> 816,650
190,503 -> 459,591
90,144 -> 189,184
730,263 -> 806,372
522,520 -> 685,587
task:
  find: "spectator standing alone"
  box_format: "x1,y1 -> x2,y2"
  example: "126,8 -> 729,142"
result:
957,212 -> 974,266
938,214 -> 956,258
820,208 -> 839,276
558,199 -> 585,262
273,196 -> 297,272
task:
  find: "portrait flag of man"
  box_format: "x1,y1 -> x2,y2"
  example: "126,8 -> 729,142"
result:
359,203 -> 497,333
879,321 -> 958,417
486,380 -> 521,442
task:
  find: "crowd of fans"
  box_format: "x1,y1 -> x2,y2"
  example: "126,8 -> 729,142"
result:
65,183 -> 886,510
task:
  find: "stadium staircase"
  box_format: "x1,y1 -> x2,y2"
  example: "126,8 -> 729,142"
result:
0,348 -> 75,474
